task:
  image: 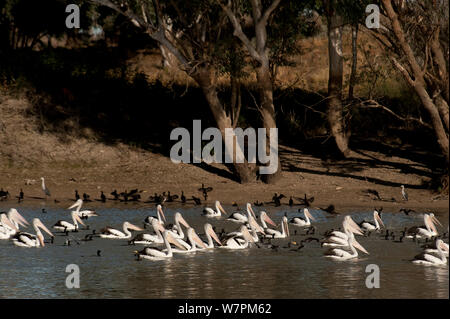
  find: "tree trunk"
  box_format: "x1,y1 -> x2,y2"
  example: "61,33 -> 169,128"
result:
348,23 -> 358,100
326,4 -> 350,157
256,65 -> 282,184
195,68 -> 256,183
435,95 -> 449,132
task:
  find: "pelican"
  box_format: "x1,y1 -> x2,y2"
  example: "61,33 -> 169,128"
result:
12,218 -> 54,248
100,222 -> 143,239
199,223 -> 222,248
53,211 -> 85,232
406,214 -> 440,239
359,210 -> 384,232
40,177 -> 51,197
258,211 -> 278,233
131,219 -> 165,245
220,225 -> 255,250
168,227 -> 207,253
0,209 -> 29,239
322,216 -> 363,247
412,239 -> 449,266
226,203 -> 256,224
0,214 -> 18,239
424,239 -> 449,257
134,231 -> 187,261
264,216 -> 289,239
68,199 -> 98,219
202,200 -> 227,218
289,208 -> 316,227
144,205 -> 166,226
324,222 -> 369,261
167,212 -> 190,239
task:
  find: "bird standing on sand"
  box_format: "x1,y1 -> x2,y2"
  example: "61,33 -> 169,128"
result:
100,191 -> 106,203
181,191 -> 186,204
401,185 -> 408,201
75,190 -> 80,201
41,177 -> 51,198
18,189 -> 24,202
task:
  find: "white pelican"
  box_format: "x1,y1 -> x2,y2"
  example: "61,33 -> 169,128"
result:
131,219 -> 165,245
200,223 -> 222,248
412,239 -> 449,266
0,209 -> 29,239
53,211 -> 85,232
227,203 -> 256,224
359,210 -> 384,232
11,218 -> 54,248
100,222 -> 143,239
264,216 -> 290,239
134,230 -> 187,261
220,225 -> 255,250
167,212 -> 190,239
289,208 -> 316,227
202,200 -> 227,218
168,227 -> 207,253
68,199 -> 98,219
424,240 -> 449,257
324,222 -> 369,261
322,216 -> 363,247
406,214 -> 440,239
144,205 -> 166,226
0,214 -> 18,239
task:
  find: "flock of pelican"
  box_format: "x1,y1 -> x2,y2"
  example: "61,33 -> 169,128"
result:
0,200 -> 448,266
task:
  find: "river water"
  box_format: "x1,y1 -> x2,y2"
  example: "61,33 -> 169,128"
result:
0,204 -> 448,298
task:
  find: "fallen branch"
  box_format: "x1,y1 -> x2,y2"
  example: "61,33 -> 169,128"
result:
359,99 -> 433,130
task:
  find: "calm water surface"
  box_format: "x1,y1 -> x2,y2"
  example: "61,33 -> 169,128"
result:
0,204 -> 448,298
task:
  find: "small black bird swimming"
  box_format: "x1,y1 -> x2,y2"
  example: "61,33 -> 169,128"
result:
399,208 -> 415,216
100,191 -> 106,203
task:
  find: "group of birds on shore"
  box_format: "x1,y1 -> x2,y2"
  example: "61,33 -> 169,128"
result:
0,190 -> 448,266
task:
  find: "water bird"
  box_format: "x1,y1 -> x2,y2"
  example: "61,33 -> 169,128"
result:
253,201 -> 264,206
288,197 -> 294,206
219,225 -> 256,250
68,199 -> 98,219
406,213 -> 441,239
412,239 -> 448,265
42,208 -> 47,214
0,188 -> 10,200
143,205 -> 166,227
180,191 -> 186,204
111,190 -> 119,200
191,196 -> 202,205
401,185 -> 408,201
53,211 -> 85,232
359,209 -> 384,232
75,190 -> 80,201
100,222 -> 144,239
100,191 -> 106,203
40,177 -> 51,198
82,193 -> 91,202
272,193 -> 285,206
289,208 -> 316,227
134,230 -> 187,260
17,189 -> 24,202
11,218 -> 54,248
320,204 -> 339,215
264,216 -> 289,239
295,194 -> 314,207
202,200 -> 227,218
97,250 -> 101,257
0,209 -> 29,239
399,208 -> 415,216
323,222 -> 369,261
198,184 -> 213,201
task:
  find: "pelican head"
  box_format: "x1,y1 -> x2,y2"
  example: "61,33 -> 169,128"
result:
68,199 -> 83,210
424,214 -> 439,234
260,211 -> 277,227
32,218 -> 54,247
70,211 -> 85,227
374,210 -> 384,228
303,208 -> 316,221
205,223 -> 222,246
124,222 -> 144,232
239,225 -> 255,243
343,215 -> 364,236
246,203 -> 257,219
282,216 -> 290,236
1,214 -> 17,231
157,205 -> 167,223
8,208 -> 29,227
151,219 -> 165,233
428,213 -> 443,227
216,201 -> 227,216
437,239 -> 449,254
349,236 -> 369,255
174,212 -> 190,228
187,228 -> 207,249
